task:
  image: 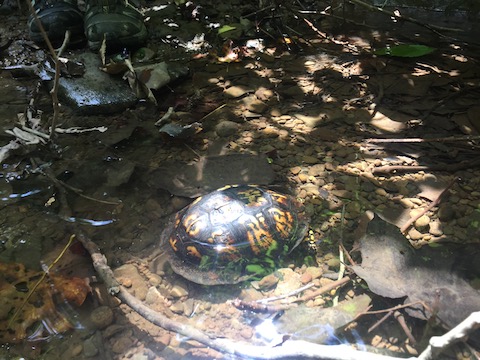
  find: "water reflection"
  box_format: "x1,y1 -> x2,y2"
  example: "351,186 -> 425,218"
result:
63,217 -> 115,226
1,189 -> 42,201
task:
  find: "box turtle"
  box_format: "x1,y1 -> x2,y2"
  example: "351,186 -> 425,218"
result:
162,185 -> 309,285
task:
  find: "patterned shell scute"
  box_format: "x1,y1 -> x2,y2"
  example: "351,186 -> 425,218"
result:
165,185 -> 309,285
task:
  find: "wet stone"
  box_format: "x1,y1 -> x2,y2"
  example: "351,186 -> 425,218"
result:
429,220 -> 443,236
414,215 -> 430,229
224,85 -> 251,98
300,272 -> 312,284
170,284 -> 189,298
183,298 -> 195,317
111,335 -> 135,354
215,121 -> 239,137
438,205 -> 455,221
53,52 -> 137,115
170,301 -> 185,314
408,228 -> 423,240
257,273 -> 279,289
83,336 -> 99,358
90,306 -> 114,329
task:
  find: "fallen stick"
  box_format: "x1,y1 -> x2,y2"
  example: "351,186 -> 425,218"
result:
366,135 -> 480,143
372,158 -> 480,174
400,177 -> 457,233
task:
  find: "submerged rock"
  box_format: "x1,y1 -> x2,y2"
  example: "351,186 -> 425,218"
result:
53,52 -> 137,114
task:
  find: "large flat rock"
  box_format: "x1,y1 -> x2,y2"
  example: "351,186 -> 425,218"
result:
56,52 -> 137,114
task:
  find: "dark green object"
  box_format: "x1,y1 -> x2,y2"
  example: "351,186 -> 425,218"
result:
374,44 -> 435,57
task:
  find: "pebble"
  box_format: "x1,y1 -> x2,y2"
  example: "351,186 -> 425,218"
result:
437,205 -> 455,221
408,228 -> 423,240
83,336 -> 99,358
170,301 -> 185,314
145,286 -> 162,305
156,333 -> 171,348
298,173 -> 309,183
257,273 -> 279,289
345,201 -> 362,219
414,215 -> 430,229
224,85 -> 250,98
270,108 -> 282,117
255,88 -> 274,101
148,274 -> 162,287
300,272 -> 312,284
375,188 -> 388,197
183,298 -> 195,317
428,220 -> 443,236
305,266 -> 323,280
308,164 -> 325,176
262,127 -> 279,138
70,344 -> 83,357
242,95 -> 267,113
240,327 -> 254,339
113,264 -> 148,300
111,335 -> 135,354
170,284 -> 189,298
290,166 -> 302,175
90,306 -> 114,329
399,198 -> 414,208
456,216 -> 470,228
302,155 -> 319,164
215,121 -> 239,137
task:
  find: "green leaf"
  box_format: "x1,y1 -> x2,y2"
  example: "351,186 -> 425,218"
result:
218,25 -> 237,35
374,44 -> 435,58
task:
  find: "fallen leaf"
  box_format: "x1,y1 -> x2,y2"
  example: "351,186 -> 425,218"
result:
351,215 -> 480,330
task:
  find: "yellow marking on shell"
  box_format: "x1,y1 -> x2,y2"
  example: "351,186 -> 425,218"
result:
217,184 -> 235,191
207,229 -> 224,244
237,188 -> 267,206
270,208 -> 293,237
190,195 -> 204,206
186,245 -> 202,260
183,214 -> 203,237
169,237 -> 178,252
241,214 -> 274,254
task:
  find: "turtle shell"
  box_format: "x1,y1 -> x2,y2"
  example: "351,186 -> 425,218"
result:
162,185 -> 309,285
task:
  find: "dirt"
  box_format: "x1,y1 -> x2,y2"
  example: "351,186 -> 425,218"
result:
1,0 -> 480,359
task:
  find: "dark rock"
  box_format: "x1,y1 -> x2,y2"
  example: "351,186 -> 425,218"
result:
52,52 -> 137,114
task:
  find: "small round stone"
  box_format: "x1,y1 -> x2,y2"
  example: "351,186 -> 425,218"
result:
90,306 -> 114,329
414,215 -> 430,229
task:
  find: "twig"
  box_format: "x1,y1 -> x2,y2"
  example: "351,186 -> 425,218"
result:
49,30 -> 70,139
199,103 -> 227,122
31,158 -> 121,206
361,301 -> 430,316
400,177 -> 458,233
372,158 -> 480,174
334,205 -> 347,306
26,1 -> 69,140
294,276 -> 351,303
231,299 -> 295,313
394,310 -> 417,345
366,135 -> 480,143
256,282 -> 316,304
368,311 -> 393,333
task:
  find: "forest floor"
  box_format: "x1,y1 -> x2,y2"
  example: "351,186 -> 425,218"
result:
0,1 -> 480,359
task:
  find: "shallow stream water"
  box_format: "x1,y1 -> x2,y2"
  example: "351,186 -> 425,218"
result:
1,1 -> 480,359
